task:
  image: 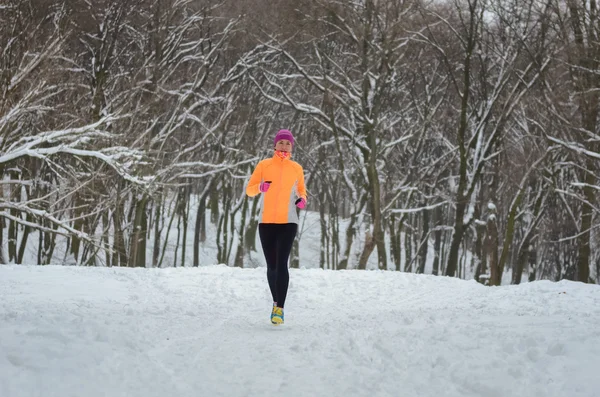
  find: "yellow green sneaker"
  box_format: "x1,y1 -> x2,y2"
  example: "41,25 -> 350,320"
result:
271,306 -> 284,325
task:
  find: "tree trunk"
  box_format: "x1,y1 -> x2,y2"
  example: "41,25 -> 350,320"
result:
0,217 -> 5,264
357,228 -> 375,270
291,238 -> 300,269
528,243 -> 537,282
216,214 -> 225,264
577,175 -> 593,282
445,0 -> 477,276
234,196 -> 249,268
158,197 -> 178,268
473,205 -> 486,283
389,213 -> 401,271
418,207 -> 429,274
360,152 -> 387,270
513,240 -> 531,285
446,207 -> 466,277
217,184 -> 232,265
101,210 -> 110,267
210,187 -> 219,225
244,195 -> 259,253
153,196 -> 162,268
319,190 -> 328,269
180,186 -> 190,267
487,205 -> 500,286
432,206 -> 443,276
42,224 -> 57,266
70,193 -> 85,262
193,193 -> 207,267
8,215 -> 17,262
338,210 -> 360,270
8,171 -> 19,262
592,252 -> 600,284
129,195 -> 148,268
17,213 -> 32,264
404,227 -> 412,272
173,205 -> 181,268
112,191 -> 127,267
37,228 -> 43,265
330,209 -> 340,270
565,0 -> 599,283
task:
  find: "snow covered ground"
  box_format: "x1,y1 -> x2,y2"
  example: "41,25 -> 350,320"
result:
1,265 -> 599,397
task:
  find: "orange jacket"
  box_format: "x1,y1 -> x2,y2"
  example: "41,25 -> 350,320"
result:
246,153 -> 307,224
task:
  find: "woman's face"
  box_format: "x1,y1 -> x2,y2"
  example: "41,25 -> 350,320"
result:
275,139 -> 292,153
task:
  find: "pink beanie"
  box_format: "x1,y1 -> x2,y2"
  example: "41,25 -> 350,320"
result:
274,129 -> 294,146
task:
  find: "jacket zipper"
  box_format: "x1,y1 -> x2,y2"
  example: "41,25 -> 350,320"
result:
276,158 -> 284,221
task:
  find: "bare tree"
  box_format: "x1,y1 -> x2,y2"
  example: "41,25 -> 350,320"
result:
542,0 -> 600,283
417,0 -> 551,278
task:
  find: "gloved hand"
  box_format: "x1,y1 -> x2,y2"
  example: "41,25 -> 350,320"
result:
259,181 -> 271,193
295,197 -> 306,209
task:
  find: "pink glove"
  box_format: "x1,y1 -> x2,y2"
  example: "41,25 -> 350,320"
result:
259,181 -> 271,193
295,198 -> 306,209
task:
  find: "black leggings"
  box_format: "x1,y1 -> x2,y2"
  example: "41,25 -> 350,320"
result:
258,223 -> 298,308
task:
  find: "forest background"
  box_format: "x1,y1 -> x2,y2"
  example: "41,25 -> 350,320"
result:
1,0 -> 599,286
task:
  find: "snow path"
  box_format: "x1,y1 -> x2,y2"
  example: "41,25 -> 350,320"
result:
1,265 -> 599,397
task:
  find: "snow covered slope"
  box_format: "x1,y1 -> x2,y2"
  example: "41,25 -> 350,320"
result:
1,265 -> 599,397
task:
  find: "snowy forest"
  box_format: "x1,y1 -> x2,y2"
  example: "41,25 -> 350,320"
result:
1,0 -> 599,285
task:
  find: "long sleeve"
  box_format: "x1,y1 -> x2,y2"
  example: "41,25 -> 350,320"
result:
246,161 -> 263,197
